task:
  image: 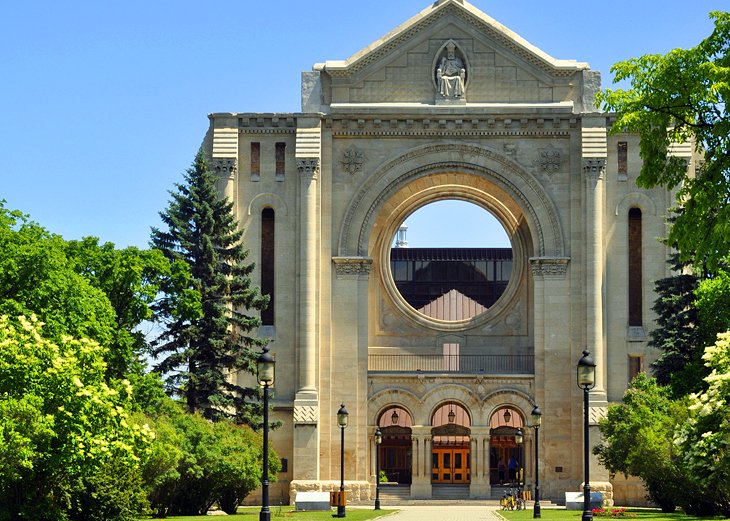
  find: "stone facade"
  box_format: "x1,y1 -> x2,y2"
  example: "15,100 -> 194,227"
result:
202,0 -> 692,506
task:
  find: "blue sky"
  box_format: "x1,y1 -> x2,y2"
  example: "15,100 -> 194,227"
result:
1,0 -> 719,249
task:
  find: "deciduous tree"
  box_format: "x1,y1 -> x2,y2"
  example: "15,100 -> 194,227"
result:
599,11 -> 730,270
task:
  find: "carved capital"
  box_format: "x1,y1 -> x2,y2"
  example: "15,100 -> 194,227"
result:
210,158 -> 237,179
582,158 -> 606,179
529,256 -> 570,278
297,158 -> 320,179
332,256 -> 373,278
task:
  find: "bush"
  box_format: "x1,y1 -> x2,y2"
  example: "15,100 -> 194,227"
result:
144,399 -> 279,517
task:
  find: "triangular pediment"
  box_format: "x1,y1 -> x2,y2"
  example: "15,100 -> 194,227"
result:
314,0 -> 592,106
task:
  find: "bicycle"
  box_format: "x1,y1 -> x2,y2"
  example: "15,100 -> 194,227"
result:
500,489 -> 517,510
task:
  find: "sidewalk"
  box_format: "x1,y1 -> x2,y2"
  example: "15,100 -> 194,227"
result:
364,504 -> 505,521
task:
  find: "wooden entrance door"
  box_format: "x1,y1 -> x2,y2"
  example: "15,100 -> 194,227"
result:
431,448 -> 470,484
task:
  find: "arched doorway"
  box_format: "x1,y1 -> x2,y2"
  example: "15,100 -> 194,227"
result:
489,406 -> 524,486
431,403 -> 471,484
378,406 -> 412,484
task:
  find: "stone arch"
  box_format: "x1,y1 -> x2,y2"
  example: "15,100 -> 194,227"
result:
337,142 -> 565,260
419,383 -> 482,427
615,192 -> 657,217
247,192 -> 289,216
482,389 -> 535,427
368,388 -> 420,426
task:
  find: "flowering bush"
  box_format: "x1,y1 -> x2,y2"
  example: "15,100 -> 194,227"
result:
592,507 -> 637,518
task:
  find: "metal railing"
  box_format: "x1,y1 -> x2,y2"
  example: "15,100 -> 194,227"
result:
368,354 -> 534,374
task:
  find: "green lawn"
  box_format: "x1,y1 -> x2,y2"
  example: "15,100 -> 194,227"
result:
498,508 -> 728,520
144,506 -> 395,521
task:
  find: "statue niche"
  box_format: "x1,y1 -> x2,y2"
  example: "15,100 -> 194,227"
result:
435,40 -> 467,103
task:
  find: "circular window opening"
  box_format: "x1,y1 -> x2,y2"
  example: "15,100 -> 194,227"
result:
390,200 -> 512,321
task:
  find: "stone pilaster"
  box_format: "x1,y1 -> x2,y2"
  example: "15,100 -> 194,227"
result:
582,120 -> 608,402
292,123 -> 322,484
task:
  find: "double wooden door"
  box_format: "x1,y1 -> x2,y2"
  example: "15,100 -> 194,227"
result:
432,448 -> 470,484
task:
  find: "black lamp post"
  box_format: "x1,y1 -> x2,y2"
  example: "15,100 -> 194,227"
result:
531,404 -> 543,518
515,428 -> 523,502
257,345 -> 275,521
577,350 -> 596,521
374,428 -> 382,510
337,404 -> 349,518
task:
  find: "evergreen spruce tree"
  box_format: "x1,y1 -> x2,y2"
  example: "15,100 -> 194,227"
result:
649,253 -> 707,397
150,150 -> 268,424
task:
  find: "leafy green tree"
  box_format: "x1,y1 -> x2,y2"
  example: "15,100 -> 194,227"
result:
594,374 -> 714,514
0,315 -> 154,521
0,203 -> 116,348
150,150 -> 268,423
649,254 -> 707,397
599,11 -> 730,271
695,266 -> 730,344
676,332 -> 730,517
64,237 -> 197,381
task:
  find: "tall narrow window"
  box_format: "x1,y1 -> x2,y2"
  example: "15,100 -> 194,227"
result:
443,343 -> 459,371
250,142 -> 261,182
617,141 -> 628,181
261,208 -> 275,325
275,142 -> 286,181
628,208 -> 642,326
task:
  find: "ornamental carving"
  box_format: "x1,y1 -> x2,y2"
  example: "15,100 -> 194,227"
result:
529,257 -> 570,278
535,147 -> 562,174
341,145 -> 366,174
332,256 -> 373,277
210,158 -> 237,179
293,405 -> 318,424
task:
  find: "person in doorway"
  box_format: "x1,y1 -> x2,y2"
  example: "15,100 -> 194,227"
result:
508,455 -> 517,483
498,458 -> 506,485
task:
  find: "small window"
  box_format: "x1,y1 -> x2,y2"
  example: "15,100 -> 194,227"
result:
275,142 -> 286,181
617,142 -> 628,181
251,142 -> 261,182
628,355 -> 644,382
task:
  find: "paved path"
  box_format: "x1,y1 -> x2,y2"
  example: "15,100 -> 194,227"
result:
355,505 -> 504,521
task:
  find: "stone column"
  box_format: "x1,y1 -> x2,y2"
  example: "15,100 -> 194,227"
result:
292,123 -> 322,483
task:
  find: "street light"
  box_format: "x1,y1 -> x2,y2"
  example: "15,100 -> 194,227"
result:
257,345 -> 275,521
577,350 -> 596,521
515,428 -> 523,503
337,404 -> 349,518
374,428 -> 382,510
531,404 -> 543,518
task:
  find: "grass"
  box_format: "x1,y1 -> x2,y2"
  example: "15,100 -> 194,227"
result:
143,506 -> 395,521
498,507 -> 729,520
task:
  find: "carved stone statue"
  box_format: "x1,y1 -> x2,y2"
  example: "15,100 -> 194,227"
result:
437,42 -> 466,99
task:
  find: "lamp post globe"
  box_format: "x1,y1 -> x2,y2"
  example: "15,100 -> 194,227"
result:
374,428 -> 382,510
531,405 -> 542,518
256,345 -> 275,521
337,404 -> 349,518
577,350 -> 596,521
